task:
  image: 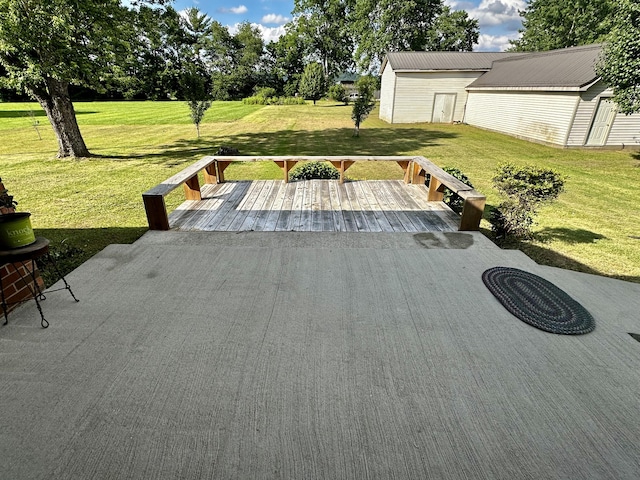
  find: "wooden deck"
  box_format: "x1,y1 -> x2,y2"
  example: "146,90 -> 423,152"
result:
168,180 -> 461,232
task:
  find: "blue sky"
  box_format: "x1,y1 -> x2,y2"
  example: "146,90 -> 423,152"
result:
172,0 -> 526,52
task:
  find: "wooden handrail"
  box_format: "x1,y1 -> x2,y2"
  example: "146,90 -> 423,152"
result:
142,155 -> 486,231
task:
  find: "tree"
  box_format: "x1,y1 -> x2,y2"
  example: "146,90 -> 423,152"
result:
299,63 -> 326,104
351,76 -> 376,136
509,0 -> 613,52
118,5 -> 188,101
210,22 -> 266,100
596,0 -> 640,114
352,0 -> 479,72
291,0 -> 355,79
328,83 -> 348,104
0,0 -> 141,157
425,7 -> 479,52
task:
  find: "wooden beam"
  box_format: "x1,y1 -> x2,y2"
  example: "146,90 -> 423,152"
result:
183,175 -> 201,200
275,160 -> 298,183
330,161 -> 355,184
143,195 -> 170,231
204,164 -> 217,184
411,162 -> 426,185
459,196 -> 486,231
427,177 -> 445,202
216,161 -> 232,184
397,161 -> 411,184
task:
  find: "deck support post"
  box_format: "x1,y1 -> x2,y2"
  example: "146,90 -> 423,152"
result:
183,175 -> 202,200
204,164 -> 217,184
143,195 -> 170,231
459,196 -> 486,231
427,177 -> 446,202
215,161 -> 232,183
411,162 -> 426,185
275,160 -> 298,183
397,161 -> 411,184
330,161 -> 355,184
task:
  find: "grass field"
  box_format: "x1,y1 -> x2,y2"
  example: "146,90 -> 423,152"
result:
1,100 -> 639,283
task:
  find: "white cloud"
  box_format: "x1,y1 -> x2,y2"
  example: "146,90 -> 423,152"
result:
462,0 -> 525,29
228,22 -> 286,43
474,33 -> 519,52
219,5 -> 248,14
261,13 -> 290,25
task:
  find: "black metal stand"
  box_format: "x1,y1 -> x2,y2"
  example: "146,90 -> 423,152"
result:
0,237 -> 79,328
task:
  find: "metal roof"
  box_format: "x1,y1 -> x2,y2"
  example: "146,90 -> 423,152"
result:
467,44 -> 602,91
381,51 -> 526,73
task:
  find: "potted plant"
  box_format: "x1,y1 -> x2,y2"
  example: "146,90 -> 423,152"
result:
0,178 -> 36,249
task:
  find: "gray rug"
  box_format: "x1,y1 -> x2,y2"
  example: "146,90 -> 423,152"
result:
482,266 -> 595,335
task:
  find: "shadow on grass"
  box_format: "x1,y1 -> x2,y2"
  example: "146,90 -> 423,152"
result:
90,127 -> 459,165
33,227 -> 147,286
534,227 -> 607,244
481,227 -> 639,284
0,110 -> 96,118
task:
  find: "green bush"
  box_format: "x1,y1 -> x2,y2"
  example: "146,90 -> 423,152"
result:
328,84 -> 348,104
490,163 -> 565,240
441,166 -> 474,214
289,161 -> 340,181
254,86 -> 277,99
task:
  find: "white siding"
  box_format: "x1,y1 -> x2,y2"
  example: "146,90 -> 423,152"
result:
567,82 -> 609,146
379,65 -> 396,123
568,80 -> 640,147
608,112 -> 640,147
465,91 -> 580,145
390,71 -> 482,123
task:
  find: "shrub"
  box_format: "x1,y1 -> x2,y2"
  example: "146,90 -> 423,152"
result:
254,86 -> 277,99
441,166 -> 474,213
490,163 -> 565,240
289,162 -> 340,181
328,84 -> 348,104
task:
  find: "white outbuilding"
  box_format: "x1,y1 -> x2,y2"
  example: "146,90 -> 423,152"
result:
380,45 -> 640,148
379,51 -> 523,124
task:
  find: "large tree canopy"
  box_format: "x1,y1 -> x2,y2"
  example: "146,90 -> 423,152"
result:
292,0 -> 355,78
509,0 -> 613,51
0,0 -> 139,157
352,0 -> 479,72
596,0 -> 640,114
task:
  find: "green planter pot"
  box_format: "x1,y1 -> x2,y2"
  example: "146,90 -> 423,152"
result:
0,212 -> 36,249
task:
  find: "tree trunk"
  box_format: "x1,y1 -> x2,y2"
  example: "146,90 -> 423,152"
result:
33,78 -> 90,158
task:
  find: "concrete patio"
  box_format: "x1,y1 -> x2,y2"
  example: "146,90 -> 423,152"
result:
1,231 -> 640,479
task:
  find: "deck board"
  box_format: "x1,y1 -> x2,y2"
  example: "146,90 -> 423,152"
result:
169,180 -> 462,233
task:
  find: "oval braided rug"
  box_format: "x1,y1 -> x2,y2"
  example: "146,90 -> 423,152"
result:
482,267 -> 595,335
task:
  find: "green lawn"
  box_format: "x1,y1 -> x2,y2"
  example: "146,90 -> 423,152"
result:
1,100 -> 639,283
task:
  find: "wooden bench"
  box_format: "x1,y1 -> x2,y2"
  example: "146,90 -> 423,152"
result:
142,155 -> 486,231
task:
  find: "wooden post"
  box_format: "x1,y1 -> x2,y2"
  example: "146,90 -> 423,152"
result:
183,175 -> 202,200
459,197 -> 486,231
427,176 -> 445,202
215,161 -> 232,183
330,161 -> 355,184
204,164 -> 217,184
143,195 -> 170,231
411,163 -> 426,185
397,161 -> 411,184
275,160 -> 298,183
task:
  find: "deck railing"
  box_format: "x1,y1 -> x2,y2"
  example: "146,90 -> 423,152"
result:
142,155 -> 486,231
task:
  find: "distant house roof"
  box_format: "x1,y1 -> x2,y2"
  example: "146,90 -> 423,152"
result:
467,44 -> 602,91
335,72 -> 359,83
381,51 -> 526,73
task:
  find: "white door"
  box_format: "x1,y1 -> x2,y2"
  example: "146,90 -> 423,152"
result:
586,98 -> 616,146
432,93 -> 456,123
